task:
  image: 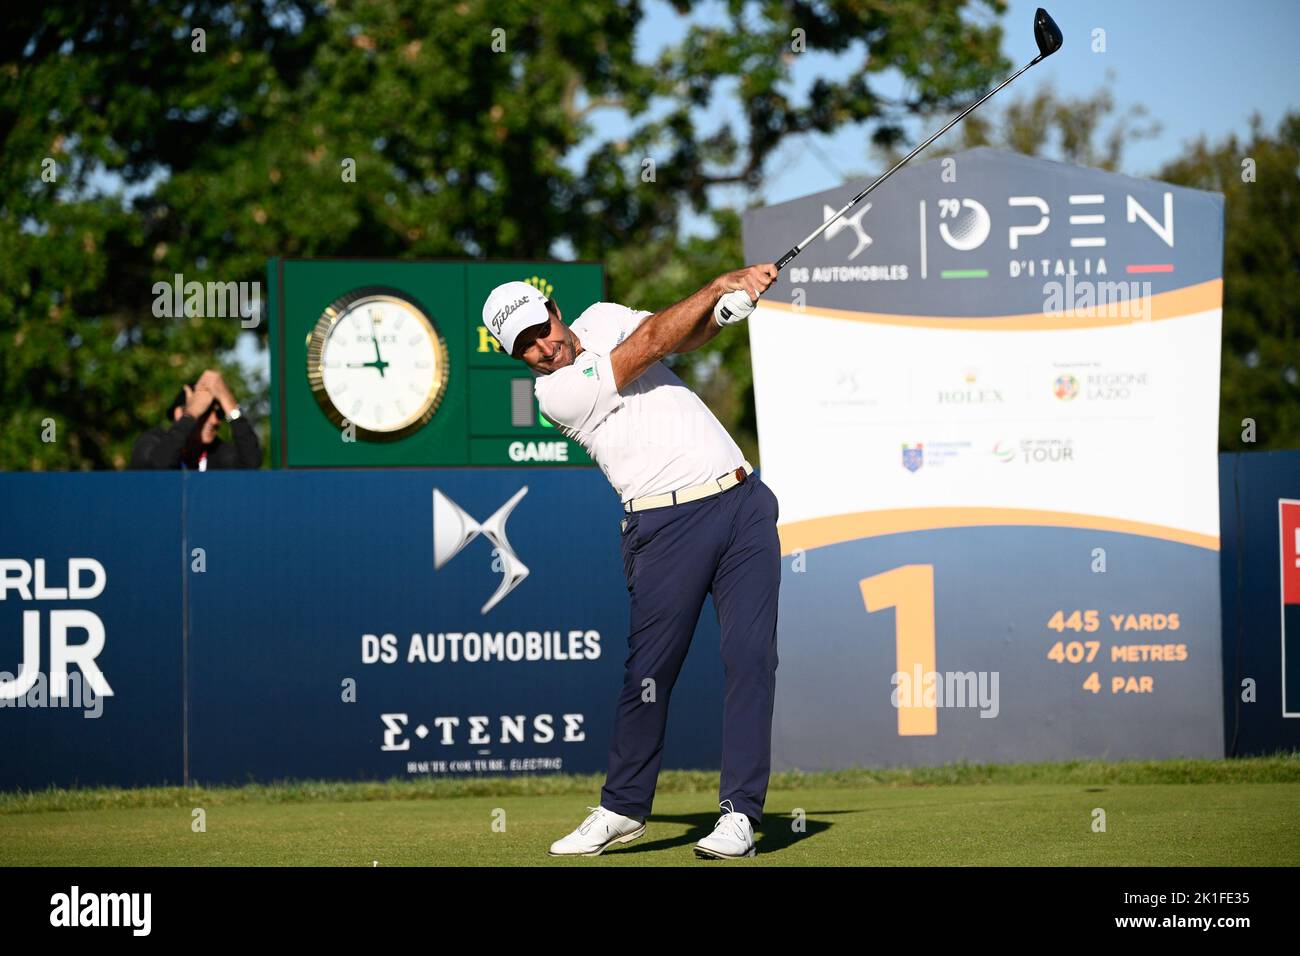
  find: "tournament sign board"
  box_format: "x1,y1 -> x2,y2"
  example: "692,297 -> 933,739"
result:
744,148 -> 1225,765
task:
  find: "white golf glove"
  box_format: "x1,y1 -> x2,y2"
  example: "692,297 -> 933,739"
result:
713,289 -> 757,327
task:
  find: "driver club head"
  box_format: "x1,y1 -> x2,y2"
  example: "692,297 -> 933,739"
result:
1033,8 -> 1063,60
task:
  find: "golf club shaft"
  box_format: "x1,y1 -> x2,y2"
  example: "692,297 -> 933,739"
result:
774,53 -> 1045,272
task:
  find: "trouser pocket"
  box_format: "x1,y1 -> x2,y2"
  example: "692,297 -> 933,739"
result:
764,480 -> 780,523
620,513 -> 641,592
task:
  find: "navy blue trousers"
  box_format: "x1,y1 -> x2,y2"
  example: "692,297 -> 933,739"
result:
600,473 -> 781,827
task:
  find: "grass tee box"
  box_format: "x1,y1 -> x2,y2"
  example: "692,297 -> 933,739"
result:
2,757 -> 1297,867
266,258 -> 605,468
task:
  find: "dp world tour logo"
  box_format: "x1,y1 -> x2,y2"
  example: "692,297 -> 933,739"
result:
433,488 -> 530,614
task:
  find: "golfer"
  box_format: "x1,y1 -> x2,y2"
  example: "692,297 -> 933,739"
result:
481,265 -> 781,859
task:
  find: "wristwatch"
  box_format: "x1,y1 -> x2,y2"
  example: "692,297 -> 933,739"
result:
226,406 -> 243,422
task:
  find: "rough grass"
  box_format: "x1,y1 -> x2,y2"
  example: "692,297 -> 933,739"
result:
2,752 -> 1297,815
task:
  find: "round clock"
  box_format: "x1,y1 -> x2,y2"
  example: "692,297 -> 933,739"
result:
306,287 -> 450,442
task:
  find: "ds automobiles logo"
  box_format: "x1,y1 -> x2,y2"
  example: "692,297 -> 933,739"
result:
433,488 -> 530,614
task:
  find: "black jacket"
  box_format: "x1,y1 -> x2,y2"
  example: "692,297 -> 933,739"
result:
130,414 -> 263,470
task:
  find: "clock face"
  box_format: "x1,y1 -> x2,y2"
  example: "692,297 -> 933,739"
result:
307,289 -> 449,441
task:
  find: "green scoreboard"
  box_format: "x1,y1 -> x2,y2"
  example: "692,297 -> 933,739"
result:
266,258 -> 605,468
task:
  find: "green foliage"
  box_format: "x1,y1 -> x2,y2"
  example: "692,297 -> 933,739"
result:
2,0 -> 1009,469
942,74 -> 1162,172
1159,113 -> 1300,451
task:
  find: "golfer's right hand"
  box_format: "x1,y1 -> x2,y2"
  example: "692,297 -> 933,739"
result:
717,263 -> 778,302
714,263 -> 777,326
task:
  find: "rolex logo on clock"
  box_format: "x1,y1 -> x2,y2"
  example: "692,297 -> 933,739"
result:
306,287 -> 450,441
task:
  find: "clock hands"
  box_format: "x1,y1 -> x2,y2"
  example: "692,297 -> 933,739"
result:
345,356 -> 389,373
344,311 -> 391,376
369,311 -> 389,377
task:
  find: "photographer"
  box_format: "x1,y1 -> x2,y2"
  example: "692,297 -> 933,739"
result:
129,369 -> 261,470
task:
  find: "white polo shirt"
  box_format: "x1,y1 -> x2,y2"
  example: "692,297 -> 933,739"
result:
533,301 -> 745,503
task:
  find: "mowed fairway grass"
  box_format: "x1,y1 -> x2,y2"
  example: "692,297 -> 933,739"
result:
2,757 -> 1298,866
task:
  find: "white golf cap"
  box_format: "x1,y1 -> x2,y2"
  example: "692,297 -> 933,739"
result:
481,281 -> 551,357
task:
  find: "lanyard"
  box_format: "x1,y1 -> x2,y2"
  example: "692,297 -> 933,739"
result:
182,451 -> 209,471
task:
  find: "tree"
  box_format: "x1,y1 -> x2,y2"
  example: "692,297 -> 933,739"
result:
934,73 -> 1161,171
1159,113 -> 1300,451
1,0 -> 1010,469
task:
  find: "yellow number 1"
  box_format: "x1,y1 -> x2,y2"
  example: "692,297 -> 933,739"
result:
859,565 -> 937,736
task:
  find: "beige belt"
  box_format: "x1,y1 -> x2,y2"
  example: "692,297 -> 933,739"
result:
623,461 -> 754,513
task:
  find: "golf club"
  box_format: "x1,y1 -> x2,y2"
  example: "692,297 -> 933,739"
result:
715,6 -> 1064,324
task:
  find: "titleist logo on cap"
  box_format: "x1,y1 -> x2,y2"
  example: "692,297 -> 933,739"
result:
492,295 -> 534,333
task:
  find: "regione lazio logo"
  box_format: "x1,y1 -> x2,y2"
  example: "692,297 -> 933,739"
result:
1053,374 -> 1079,400
433,488 -> 530,614
901,444 -> 924,473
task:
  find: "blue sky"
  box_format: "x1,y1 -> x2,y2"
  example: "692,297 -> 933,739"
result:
624,0 -> 1300,217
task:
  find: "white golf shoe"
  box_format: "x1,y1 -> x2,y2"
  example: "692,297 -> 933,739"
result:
548,805 -> 646,857
694,801 -> 756,859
